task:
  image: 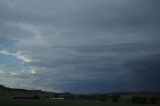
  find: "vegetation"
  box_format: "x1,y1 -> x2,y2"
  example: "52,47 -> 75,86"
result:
0,84 -> 160,106
0,99 -> 160,106
131,96 -> 148,104
149,97 -> 159,104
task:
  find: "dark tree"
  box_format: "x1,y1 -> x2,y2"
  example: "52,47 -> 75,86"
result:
54,93 -> 60,98
111,95 -> 121,103
131,96 -> 148,104
149,97 -> 159,104
99,95 -> 108,102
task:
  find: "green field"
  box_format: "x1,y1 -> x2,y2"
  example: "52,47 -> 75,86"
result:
0,99 -> 159,106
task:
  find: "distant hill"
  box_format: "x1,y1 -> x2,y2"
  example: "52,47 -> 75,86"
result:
0,84 -> 6,89
0,84 -> 56,98
0,84 -> 12,90
0,84 -> 32,92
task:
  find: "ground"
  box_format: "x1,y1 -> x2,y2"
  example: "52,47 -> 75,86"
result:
0,99 -> 159,106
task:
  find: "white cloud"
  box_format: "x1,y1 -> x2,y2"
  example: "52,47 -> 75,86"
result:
0,50 -> 32,63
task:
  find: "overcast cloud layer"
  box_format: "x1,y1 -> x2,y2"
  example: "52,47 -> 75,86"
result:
0,0 -> 160,93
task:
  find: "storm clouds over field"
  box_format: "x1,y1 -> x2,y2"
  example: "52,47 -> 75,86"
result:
0,0 -> 160,93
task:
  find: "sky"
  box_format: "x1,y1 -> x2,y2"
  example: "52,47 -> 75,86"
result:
0,0 -> 160,93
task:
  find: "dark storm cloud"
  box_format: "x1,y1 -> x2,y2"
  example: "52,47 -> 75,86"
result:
124,55 -> 160,91
0,0 -> 160,93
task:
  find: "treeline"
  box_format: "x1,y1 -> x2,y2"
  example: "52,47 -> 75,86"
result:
61,93 -> 160,104
62,93 -> 109,102
131,96 -> 159,104
1,91 -> 160,104
12,92 -> 160,104
0,84 -> 160,104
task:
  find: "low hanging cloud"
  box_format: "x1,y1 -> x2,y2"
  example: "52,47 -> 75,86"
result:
0,0 -> 160,93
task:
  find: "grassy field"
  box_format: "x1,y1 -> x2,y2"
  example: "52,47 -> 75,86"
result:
0,99 -> 159,106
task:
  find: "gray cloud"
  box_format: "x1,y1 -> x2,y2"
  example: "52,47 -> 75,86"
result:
124,55 -> 160,91
0,0 -> 160,93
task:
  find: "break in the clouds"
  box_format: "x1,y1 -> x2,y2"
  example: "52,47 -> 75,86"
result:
0,0 -> 160,93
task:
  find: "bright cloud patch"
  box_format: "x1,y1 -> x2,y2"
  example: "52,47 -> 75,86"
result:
0,50 -> 32,63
